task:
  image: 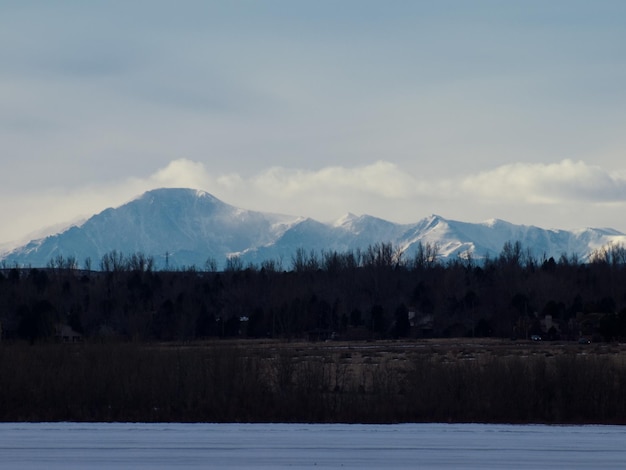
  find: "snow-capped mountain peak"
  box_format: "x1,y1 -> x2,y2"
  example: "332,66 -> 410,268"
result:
332,213 -> 360,228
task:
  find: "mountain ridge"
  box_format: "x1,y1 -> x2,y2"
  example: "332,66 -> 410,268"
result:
2,187 -> 625,270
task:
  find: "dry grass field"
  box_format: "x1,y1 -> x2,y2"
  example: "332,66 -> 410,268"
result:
218,336 -> 624,362
2,338 -> 625,423
162,337 -> 626,387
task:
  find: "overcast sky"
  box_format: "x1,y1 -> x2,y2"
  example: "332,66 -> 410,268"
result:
2,1 -> 626,246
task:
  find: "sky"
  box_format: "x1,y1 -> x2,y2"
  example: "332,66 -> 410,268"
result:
2,0 -> 626,247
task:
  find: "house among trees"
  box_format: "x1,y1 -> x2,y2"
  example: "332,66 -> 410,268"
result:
55,324 -> 82,343
541,314 -> 560,340
411,311 -> 434,337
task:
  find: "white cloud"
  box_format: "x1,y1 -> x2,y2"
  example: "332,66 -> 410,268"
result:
459,159 -> 626,204
249,161 -> 416,199
143,159 -> 213,189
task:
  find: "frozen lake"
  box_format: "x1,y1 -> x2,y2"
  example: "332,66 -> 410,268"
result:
1,422 -> 624,469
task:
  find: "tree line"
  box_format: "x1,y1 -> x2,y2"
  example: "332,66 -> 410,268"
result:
1,241 -> 626,343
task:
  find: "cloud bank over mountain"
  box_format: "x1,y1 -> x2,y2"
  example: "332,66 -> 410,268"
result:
3,188 -> 625,271
3,158 -> 625,248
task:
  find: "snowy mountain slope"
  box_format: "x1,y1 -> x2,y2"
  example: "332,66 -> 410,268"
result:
0,189 -> 302,269
1,188 -> 626,270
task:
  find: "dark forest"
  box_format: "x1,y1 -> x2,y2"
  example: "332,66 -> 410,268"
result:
2,241 -> 626,424
2,241 -> 626,343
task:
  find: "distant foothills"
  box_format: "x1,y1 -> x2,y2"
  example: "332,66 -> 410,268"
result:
1,187 -> 626,271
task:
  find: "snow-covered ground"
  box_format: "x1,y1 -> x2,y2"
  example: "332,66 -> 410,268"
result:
1,422 -> 624,469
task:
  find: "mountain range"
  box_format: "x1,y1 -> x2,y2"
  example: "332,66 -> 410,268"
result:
2,188 -> 625,270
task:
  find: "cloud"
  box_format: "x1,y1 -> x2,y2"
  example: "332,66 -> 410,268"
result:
143,159 -> 213,189
249,161 -> 417,199
459,159 -> 626,204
